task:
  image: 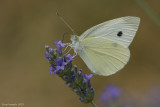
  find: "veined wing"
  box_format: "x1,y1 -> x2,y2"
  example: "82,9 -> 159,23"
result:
79,16 -> 140,48
78,37 -> 130,76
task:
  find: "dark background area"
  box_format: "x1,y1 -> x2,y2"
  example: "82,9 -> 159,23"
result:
0,0 -> 160,107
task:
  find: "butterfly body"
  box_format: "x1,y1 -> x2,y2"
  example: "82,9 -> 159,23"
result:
71,35 -> 83,53
70,16 -> 140,76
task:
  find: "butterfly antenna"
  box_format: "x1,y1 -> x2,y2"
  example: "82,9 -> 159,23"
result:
56,12 -> 76,34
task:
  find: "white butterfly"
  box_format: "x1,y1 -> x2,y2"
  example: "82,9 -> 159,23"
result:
67,16 -> 140,76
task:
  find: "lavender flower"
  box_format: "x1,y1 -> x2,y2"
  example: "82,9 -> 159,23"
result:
146,85 -> 160,107
99,84 -> 122,107
65,54 -> 74,62
45,40 -> 95,103
54,40 -> 62,52
49,65 -> 56,75
57,40 -> 66,47
55,58 -> 67,70
100,84 -> 121,102
99,84 -> 137,107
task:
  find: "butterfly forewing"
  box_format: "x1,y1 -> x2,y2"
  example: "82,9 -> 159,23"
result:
79,16 -> 140,47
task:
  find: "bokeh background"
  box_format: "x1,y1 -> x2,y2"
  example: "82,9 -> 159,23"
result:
0,0 -> 160,107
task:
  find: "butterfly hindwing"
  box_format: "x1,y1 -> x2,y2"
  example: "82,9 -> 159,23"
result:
78,37 -> 130,76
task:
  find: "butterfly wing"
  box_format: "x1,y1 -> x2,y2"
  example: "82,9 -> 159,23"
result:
79,16 -> 140,47
78,37 -> 130,76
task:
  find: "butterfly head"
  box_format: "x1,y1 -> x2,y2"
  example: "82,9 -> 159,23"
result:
70,35 -> 83,53
71,35 -> 79,43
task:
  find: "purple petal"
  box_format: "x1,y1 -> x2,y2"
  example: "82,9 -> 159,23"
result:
55,58 -> 63,66
62,62 -> 67,66
66,54 -> 71,57
44,53 -> 50,59
54,40 -> 62,52
54,40 -> 58,45
87,74 -> 93,79
79,97 -> 83,101
61,43 -> 66,47
58,41 -> 66,47
65,54 -> 74,62
49,48 -> 53,52
84,74 -> 93,80
91,87 -> 94,91
56,66 -> 61,71
57,41 -> 62,44
49,65 -> 56,71
50,71 -> 55,76
60,66 -> 64,70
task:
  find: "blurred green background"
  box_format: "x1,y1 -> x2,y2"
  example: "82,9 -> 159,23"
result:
0,0 -> 160,107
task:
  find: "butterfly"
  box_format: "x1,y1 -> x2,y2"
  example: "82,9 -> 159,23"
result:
68,16 -> 140,76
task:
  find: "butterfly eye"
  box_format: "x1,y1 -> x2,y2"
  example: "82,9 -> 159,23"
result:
117,31 -> 123,37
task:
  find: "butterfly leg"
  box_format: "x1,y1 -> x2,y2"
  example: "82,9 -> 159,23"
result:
63,43 -> 77,57
73,51 -> 77,58
63,43 -> 72,52
65,46 -> 72,55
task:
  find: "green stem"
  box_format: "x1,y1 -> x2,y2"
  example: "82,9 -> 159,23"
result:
91,101 -> 97,107
135,0 -> 160,28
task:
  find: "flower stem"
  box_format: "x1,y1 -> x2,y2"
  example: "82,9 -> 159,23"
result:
91,101 -> 97,107
135,0 -> 160,28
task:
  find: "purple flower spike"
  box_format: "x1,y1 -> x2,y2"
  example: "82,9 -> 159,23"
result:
45,39 -> 95,103
57,41 -> 66,47
55,58 -> 67,70
100,84 -> 121,102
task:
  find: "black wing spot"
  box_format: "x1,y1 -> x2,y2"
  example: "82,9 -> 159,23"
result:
117,31 -> 123,37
